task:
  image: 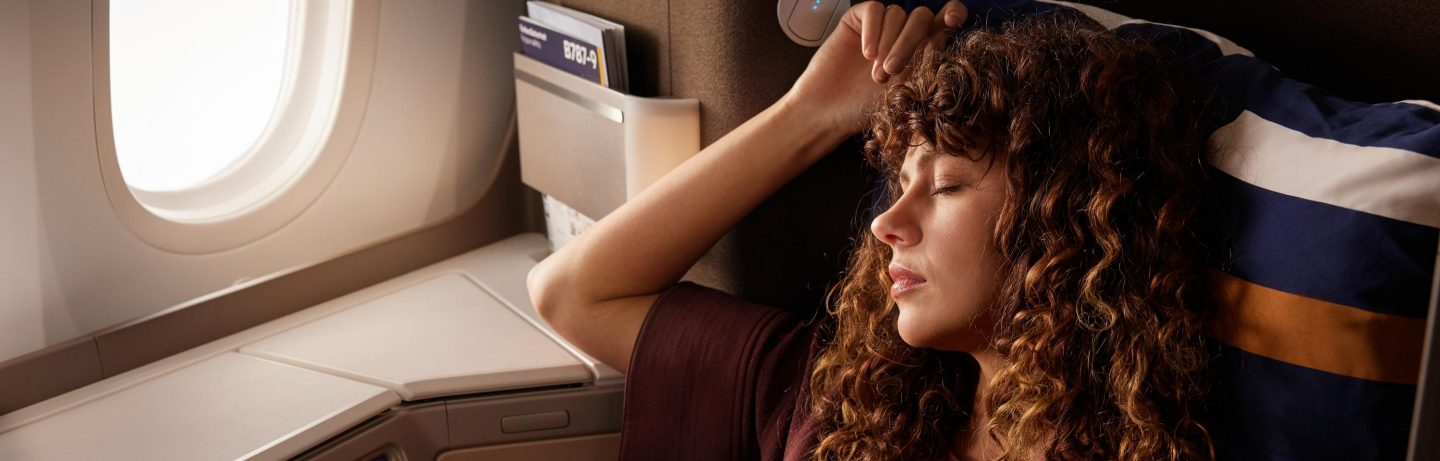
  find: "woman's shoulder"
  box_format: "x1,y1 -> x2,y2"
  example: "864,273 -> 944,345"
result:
636,281 -> 821,365
629,281 -> 823,399
620,281 -> 825,461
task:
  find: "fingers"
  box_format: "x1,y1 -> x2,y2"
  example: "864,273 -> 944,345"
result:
869,1 -> 967,83
854,2 -> 884,59
926,1 -> 968,50
849,1 -> 967,84
871,4 -> 906,83
935,0 -> 967,29
881,6 -> 934,75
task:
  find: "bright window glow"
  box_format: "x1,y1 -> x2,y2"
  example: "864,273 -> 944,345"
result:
111,0 -> 291,192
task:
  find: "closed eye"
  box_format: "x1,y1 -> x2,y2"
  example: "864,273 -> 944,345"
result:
931,184 -> 964,196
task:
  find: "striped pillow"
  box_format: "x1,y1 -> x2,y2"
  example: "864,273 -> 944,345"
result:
914,0 -> 1440,458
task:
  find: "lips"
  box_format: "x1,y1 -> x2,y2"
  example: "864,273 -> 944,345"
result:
888,263 -> 927,298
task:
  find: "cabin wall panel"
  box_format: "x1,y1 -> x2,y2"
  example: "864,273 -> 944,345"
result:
0,0 -> 82,362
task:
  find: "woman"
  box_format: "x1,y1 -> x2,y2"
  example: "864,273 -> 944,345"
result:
529,1 -> 1220,459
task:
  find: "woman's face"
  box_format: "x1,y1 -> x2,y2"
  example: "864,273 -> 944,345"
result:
870,141 -> 1009,352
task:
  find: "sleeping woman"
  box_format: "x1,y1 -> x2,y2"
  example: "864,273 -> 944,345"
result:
528,1 -> 1222,460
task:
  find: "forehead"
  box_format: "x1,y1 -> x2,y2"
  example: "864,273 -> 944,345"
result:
900,140 -> 932,163
895,141 -> 998,187
897,143 -> 945,180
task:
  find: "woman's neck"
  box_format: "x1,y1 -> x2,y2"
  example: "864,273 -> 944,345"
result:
952,348 -> 1003,461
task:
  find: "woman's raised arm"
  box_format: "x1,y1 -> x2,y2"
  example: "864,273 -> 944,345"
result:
527,1 -> 966,373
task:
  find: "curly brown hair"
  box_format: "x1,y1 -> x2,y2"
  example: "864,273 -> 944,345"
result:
806,12 -> 1221,461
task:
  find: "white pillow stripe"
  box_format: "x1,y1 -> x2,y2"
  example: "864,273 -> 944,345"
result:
1210,111 -> 1440,228
1400,99 -> 1440,113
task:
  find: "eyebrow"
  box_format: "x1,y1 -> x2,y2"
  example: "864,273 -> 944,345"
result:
898,147 -> 939,187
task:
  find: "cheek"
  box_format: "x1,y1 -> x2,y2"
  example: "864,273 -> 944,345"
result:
933,203 -> 1005,298
898,200 -> 1006,351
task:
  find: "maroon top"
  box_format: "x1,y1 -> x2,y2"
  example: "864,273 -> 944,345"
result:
618,282 -> 963,461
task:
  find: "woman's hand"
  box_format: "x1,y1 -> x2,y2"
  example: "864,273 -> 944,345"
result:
783,0 -> 967,137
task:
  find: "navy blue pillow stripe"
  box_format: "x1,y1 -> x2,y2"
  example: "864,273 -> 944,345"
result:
1208,52 -> 1440,157
1210,343 -> 1416,461
1201,166 -> 1438,318
1114,23 -> 1440,158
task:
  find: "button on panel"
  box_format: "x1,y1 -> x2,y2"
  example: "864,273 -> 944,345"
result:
501,410 -> 570,433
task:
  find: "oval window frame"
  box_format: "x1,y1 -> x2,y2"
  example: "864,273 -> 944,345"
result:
94,0 -> 381,254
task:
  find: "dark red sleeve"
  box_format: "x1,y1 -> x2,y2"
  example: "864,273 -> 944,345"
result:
618,282 -> 818,461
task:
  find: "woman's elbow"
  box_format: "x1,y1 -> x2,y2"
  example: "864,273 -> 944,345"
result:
527,260 -> 565,327
529,259 -> 592,339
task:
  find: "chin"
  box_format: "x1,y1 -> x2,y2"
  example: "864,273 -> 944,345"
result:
894,308 -> 938,348
895,306 -> 980,352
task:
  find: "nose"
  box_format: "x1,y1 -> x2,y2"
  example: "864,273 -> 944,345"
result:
870,197 -> 920,247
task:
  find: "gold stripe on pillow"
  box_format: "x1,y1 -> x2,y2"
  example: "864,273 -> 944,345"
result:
1208,270 -> 1426,385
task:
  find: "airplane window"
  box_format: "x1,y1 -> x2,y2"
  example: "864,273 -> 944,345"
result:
109,0 -> 290,192
95,0 -> 375,253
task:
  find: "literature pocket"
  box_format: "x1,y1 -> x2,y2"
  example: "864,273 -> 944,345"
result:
513,52 -> 700,220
